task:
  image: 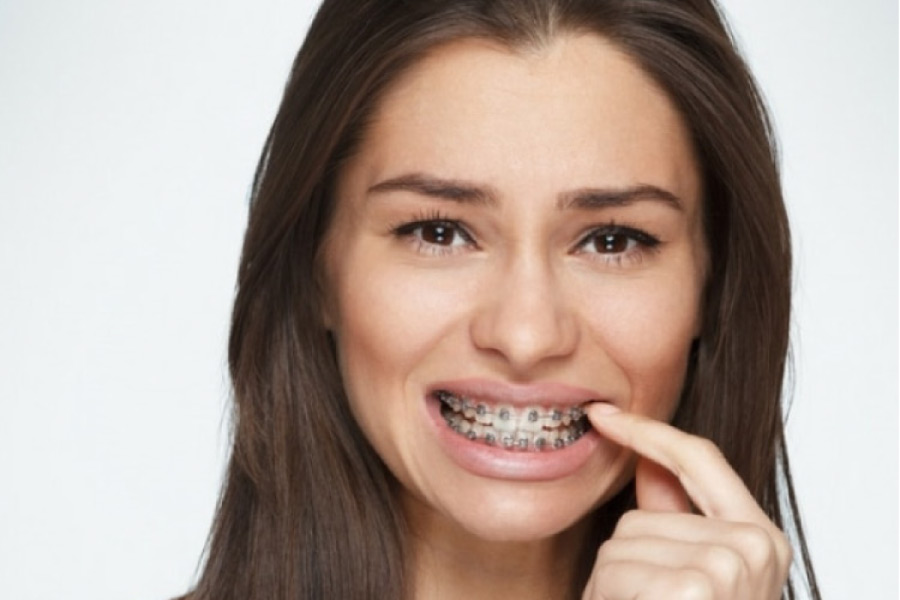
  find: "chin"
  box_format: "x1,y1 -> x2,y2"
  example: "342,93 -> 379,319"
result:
442,484 -> 599,543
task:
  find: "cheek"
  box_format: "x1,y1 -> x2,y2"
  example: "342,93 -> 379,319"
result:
334,267 -> 462,365
328,259 -> 470,429
584,274 -> 701,418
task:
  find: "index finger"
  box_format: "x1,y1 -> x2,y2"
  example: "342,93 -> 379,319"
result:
585,403 -> 769,526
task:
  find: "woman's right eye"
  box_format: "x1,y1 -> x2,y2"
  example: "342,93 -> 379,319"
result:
392,219 -> 476,255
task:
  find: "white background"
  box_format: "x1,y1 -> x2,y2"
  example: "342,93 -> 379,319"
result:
0,1 -> 895,598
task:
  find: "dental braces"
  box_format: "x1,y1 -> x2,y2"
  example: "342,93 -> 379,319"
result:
436,390 -> 586,424
436,390 -> 591,451
442,410 -> 589,450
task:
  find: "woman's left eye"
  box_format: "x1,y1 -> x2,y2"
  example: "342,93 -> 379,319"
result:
415,222 -> 469,247
575,225 -> 660,261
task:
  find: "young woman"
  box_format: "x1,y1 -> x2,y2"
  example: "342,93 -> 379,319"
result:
181,1 -> 820,598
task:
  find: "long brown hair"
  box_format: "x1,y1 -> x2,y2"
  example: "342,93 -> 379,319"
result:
184,1 -> 820,598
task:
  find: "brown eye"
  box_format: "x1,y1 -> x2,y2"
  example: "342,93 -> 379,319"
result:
393,218 -> 475,254
592,233 -> 632,254
576,225 -> 661,259
420,222 -> 457,246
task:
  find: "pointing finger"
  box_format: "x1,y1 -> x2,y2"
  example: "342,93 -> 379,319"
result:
586,403 -> 768,525
635,456 -> 692,513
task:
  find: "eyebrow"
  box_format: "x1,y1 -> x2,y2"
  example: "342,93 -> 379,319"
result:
558,185 -> 684,212
368,173 -> 496,205
367,173 -> 683,211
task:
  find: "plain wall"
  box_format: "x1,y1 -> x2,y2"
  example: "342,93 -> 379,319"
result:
0,1 -> 896,598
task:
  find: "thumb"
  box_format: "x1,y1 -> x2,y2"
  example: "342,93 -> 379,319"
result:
635,456 -> 692,513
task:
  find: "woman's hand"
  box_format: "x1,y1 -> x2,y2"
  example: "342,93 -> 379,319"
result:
582,404 -> 792,600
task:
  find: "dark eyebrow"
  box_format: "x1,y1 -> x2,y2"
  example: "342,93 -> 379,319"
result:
367,173 -> 496,205
559,185 -> 684,212
368,173 -> 684,212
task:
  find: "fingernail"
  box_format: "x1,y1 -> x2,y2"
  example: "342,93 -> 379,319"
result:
589,402 -> 620,416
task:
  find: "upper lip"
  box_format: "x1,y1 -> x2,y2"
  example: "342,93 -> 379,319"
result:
427,378 -> 603,407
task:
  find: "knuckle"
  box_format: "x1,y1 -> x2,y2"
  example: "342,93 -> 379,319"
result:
613,509 -> 643,536
593,536 -> 637,566
669,569 -> 715,600
593,539 -> 616,563
733,523 -> 777,570
702,544 -> 745,581
773,528 -> 794,570
690,436 -> 724,462
588,558 -> 625,587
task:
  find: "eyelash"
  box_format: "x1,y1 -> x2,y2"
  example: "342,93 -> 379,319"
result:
389,212 -> 661,266
389,210 -> 477,256
574,222 -> 662,267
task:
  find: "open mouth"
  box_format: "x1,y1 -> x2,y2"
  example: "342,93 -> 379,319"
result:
435,389 -> 592,451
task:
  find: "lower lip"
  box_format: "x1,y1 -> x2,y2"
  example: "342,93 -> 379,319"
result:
424,395 -> 601,482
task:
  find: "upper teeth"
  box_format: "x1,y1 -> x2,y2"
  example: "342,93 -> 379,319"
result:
435,390 -> 590,450
436,390 -> 585,430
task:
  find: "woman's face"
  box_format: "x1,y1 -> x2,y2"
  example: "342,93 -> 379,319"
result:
321,35 -> 706,542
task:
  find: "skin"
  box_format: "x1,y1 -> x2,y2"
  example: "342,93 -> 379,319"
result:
321,34 -> 790,599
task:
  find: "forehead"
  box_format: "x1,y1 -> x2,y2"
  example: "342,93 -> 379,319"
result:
340,34 -> 701,211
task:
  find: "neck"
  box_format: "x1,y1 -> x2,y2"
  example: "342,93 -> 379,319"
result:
402,495 -> 593,600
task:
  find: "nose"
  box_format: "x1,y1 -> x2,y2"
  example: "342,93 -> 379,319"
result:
469,255 -> 579,373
